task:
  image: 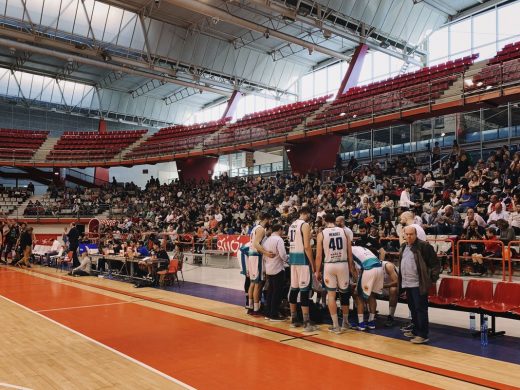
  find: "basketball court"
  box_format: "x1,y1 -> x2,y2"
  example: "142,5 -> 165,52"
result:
1,265 -> 518,390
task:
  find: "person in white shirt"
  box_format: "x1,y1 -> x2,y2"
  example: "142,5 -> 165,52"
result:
463,208 -> 486,229
487,202 -> 509,226
262,224 -> 289,322
335,215 -> 354,243
399,186 -> 416,209
69,252 -> 91,277
508,203 -> 520,234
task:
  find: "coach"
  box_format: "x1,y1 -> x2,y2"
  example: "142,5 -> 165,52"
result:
398,226 -> 440,344
263,224 -> 288,322
67,222 -> 80,268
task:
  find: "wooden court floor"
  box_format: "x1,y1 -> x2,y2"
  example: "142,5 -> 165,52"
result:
0,266 -> 518,390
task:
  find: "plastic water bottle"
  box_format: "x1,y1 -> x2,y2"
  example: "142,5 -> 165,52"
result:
481,314 -> 488,347
469,313 -> 476,332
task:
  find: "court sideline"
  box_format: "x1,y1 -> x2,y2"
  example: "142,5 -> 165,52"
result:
0,266 -> 518,389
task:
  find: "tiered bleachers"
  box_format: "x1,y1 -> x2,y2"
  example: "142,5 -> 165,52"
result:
206,96 -> 330,147
309,54 -> 478,128
126,119 -> 228,158
47,130 -> 147,161
469,41 -> 520,90
0,129 -> 49,159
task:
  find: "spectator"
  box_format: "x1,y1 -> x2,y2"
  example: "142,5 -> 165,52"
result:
69,252 -> 92,277
399,226 -> 440,344
488,202 -> 509,226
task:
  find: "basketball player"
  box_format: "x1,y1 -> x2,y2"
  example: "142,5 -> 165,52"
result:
351,245 -> 385,330
315,214 -> 356,334
247,213 -> 275,316
288,206 -> 317,331
381,259 -> 399,327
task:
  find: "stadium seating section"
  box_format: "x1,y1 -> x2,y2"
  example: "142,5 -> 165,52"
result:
205,96 -> 331,147
0,129 -> 49,159
469,42 -> 520,90
125,119 -> 229,159
47,130 -> 147,161
3,43 -> 520,162
308,54 -> 479,129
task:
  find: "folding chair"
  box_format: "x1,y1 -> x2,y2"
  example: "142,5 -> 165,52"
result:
157,259 -> 179,288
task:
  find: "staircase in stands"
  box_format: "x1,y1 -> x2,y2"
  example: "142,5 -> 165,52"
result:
33,136 -> 60,161
120,132 -> 153,159
436,60 -> 490,104
294,100 -> 334,133
8,194 -> 43,219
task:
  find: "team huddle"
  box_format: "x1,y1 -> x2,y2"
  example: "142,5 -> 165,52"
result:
242,207 -> 400,334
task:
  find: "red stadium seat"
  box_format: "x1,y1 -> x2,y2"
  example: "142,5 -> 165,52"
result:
454,280 -> 493,309
480,282 -> 520,314
428,278 -> 464,305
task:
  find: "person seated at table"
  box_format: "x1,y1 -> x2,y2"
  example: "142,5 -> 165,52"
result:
136,241 -> 149,257
69,252 -> 91,277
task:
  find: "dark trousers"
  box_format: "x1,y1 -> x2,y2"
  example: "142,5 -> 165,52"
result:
405,287 -> 429,338
266,270 -> 285,318
70,244 -> 79,267
4,241 -> 15,261
72,269 -> 89,276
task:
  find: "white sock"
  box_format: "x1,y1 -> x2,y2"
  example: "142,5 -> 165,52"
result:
331,314 -> 339,329
253,302 -> 260,312
358,314 -> 364,323
389,306 -> 396,317
368,313 -> 375,322
248,298 -> 253,308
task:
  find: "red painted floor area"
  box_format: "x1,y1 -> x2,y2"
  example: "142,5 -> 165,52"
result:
0,268 -> 437,389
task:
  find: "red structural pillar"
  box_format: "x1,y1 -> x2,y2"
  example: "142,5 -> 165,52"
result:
222,90 -> 243,119
286,135 -> 342,175
94,167 -> 109,186
336,44 -> 369,97
176,157 -> 218,183
98,118 -> 107,133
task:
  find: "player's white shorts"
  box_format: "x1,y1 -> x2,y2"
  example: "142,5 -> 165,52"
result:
359,267 -> 384,298
290,265 -> 312,291
247,254 -> 263,283
324,262 -> 349,292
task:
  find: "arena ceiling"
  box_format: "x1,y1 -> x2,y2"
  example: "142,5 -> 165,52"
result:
0,0 -> 504,127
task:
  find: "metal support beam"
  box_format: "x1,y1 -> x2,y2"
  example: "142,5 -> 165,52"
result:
162,0 -> 351,61
163,87 -> 200,105
0,37 -> 231,96
97,71 -> 125,89
131,79 -> 165,98
9,69 -> 29,108
246,0 -> 424,66
336,44 -> 368,97
138,13 -> 153,64
222,90 -> 243,119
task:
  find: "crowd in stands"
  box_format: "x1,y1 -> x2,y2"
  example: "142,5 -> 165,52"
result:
76,141 -> 518,279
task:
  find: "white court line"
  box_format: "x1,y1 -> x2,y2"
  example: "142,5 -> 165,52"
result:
0,383 -> 33,390
37,301 -> 137,313
0,295 -> 196,390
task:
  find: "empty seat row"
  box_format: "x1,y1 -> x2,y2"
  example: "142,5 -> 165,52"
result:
47,130 -> 147,161
429,278 -> 520,315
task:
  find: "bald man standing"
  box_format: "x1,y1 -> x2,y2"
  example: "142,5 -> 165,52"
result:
398,226 -> 440,344
399,211 -> 426,245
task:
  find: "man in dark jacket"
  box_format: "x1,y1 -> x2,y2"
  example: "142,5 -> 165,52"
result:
398,226 -> 440,344
67,222 -> 80,267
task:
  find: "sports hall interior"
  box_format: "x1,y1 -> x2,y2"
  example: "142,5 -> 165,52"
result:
0,0 -> 520,389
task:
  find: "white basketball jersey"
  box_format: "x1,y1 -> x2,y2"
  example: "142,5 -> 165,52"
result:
289,219 -> 307,265
249,225 -> 263,255
323,227 -> 348,263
